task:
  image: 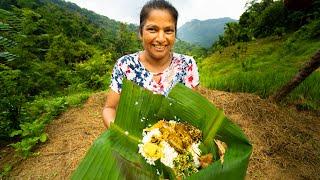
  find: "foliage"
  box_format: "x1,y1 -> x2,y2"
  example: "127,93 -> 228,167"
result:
212,0 -> 320,50
75,51 -> 113,90
0,65 -> 24,139
45,34 -> 93,66
0,163 -> 12,177
0,0 -> 141,158
112,23 -> 141,58
254,0 -> 287,37
174,39 -> 208,61
0,9 -> 24,139
288,19 -> 320,41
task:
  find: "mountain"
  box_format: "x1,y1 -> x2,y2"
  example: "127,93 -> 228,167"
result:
178,17 -> 237,48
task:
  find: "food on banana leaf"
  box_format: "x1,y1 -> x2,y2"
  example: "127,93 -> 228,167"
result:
138,120 -> 216,177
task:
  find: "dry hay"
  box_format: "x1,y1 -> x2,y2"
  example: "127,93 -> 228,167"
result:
197,87 -> 320,179
2,88 -> 320,179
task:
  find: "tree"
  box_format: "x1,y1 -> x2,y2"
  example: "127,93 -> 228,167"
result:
0,9 -> 24,139
113,23 -> 141,57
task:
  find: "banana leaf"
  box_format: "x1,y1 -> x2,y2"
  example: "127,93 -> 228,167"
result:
72,79 -> 252,179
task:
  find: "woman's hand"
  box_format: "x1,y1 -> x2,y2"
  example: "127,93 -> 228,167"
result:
102,90 -> 120,128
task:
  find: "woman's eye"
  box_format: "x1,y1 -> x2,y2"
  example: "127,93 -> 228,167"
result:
165,29 -> 174,34
147,28 -> 156,32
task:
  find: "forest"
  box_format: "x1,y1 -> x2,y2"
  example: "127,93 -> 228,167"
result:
0,0 -> 319,178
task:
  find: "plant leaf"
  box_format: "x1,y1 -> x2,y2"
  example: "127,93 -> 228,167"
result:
39,133 -> 47,143
72,80 -> 252,179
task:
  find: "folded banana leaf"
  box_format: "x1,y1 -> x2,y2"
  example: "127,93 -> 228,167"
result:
72,80 -> 252,179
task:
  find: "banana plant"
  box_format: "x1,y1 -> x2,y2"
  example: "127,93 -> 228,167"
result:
72,80 -> 252,179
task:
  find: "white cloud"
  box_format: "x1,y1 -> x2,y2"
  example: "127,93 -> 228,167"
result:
65,0 -> 248,27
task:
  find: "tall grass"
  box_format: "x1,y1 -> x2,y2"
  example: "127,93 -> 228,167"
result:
199,37 -> 320,110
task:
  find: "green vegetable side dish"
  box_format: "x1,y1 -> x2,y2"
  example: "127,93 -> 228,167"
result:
72,79 -> 252,179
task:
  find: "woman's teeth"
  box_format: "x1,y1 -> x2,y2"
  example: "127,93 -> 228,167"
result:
154,45 -> 166,50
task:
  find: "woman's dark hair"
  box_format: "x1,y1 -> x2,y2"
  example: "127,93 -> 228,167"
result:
139,0 -> 178,35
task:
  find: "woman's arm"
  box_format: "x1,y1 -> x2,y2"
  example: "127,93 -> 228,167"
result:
102,90 -> 120,128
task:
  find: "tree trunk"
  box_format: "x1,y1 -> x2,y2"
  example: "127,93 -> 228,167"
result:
270,50 -> 320,102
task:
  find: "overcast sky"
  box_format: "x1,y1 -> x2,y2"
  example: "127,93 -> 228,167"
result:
65,0 -> 249,27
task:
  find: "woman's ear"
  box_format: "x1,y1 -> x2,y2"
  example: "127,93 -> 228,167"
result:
139,33 -> 142,40
139,30 -> 143,40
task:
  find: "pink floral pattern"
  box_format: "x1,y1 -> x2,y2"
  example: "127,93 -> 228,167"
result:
110,52 -> 199,96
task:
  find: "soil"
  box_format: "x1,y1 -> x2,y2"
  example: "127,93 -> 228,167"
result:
1,89 -> 319,179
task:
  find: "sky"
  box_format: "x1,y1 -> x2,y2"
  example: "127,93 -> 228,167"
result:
65,0 -> 249,27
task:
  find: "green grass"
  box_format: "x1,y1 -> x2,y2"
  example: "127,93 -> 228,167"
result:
199,37 -> 320,110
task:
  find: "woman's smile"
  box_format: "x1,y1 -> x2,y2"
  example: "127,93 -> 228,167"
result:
153,44 -> 168,51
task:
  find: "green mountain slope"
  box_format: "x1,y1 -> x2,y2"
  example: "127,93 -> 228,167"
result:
178,18 -> 237,48
0,0 -> 141,141
199,36 -> 320,110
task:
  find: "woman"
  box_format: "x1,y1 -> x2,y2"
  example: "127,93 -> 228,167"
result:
103,0 -> 199,128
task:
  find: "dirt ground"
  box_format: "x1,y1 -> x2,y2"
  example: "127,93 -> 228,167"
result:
1,89 -> 319,179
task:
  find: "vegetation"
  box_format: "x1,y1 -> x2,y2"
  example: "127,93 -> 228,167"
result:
201,29 -> 320,111
212,0 -> 320,49
0,0 -> 141,157
174,39 -> 208,61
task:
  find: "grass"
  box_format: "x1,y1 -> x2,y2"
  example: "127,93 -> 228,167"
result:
199,37 -> 320,110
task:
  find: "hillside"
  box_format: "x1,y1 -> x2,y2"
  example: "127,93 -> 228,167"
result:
1,89 -> 319,179
178,17 -> 237,48
200,35 -> 320,111
0,0 -> 141,141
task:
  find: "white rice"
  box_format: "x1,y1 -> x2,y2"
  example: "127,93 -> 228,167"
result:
160,141 -> 178,168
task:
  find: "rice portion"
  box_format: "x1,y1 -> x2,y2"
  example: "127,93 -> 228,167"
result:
138,120 -> 203,177
160,141 -> 178,168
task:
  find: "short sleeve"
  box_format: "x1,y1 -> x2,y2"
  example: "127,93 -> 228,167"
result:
110,59 -> 125,94
184,56 -> 200,88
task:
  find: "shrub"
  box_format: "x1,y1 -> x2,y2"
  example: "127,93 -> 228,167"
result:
75,51 -> 113,90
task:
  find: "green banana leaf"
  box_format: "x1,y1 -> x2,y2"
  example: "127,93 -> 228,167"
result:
72,80 -> 252,179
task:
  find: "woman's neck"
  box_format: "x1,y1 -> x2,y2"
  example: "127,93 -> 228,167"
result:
140,51 -> 172,74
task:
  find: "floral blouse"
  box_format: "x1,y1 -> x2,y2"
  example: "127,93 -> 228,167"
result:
110,52 -> 199,96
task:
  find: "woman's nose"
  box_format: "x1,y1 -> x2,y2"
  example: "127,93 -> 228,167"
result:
156,31 -> 165,43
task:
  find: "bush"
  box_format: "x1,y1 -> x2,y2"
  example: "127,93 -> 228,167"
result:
293,19 -> 320,40
254,1 -> 287,37
0,65 -> 24,139
75,51 -> 113,90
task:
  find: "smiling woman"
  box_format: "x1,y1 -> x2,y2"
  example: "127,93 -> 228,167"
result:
140,9 -> 176,66
102,0 -> 200,128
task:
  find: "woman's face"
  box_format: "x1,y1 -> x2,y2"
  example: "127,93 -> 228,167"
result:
140,9 -> 176,61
